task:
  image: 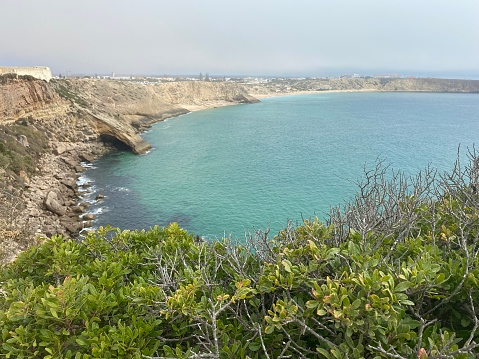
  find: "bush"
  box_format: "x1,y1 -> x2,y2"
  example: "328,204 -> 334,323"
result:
1,154 -> 479,358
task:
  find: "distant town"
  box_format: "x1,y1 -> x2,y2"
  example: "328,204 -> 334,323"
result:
56,72 -> 412,84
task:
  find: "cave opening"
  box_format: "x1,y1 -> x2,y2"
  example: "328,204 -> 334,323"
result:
100,134 -> 131,152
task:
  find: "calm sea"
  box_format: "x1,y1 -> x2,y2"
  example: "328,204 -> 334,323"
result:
80,92 -> 479,239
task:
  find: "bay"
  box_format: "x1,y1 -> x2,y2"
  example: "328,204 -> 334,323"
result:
82,92 -> 479,239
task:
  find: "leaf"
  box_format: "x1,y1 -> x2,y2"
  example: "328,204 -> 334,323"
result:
282,260 -> 292,273
394,281 -> 411,292
248,341 -> 261,351
264,325 -> 275,334
76,338 -> 88,346
317,347 -> 331,358
50,308 -> 59,319
306,300 -> 319,309
317,308 -> 327,316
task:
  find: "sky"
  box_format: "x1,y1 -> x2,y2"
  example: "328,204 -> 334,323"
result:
1,0 -> 478,78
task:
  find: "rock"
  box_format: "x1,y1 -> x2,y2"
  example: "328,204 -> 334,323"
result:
83,220 -> 93,228
95,194 -> 105,200
53,142 -> 71,155
65,221 -> 84,235
43,191 -> 66,216
17,134 -> 29,147
79,152 -> 95,163
62,156 -> 77,168
61,178 -> 76,189
82,213 -> 96,221
71,206 -> 84,214
79,202 -> 90,210
18,170 -> 30,186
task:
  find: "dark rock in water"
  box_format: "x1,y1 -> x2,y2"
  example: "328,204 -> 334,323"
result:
95,194 -> 105,200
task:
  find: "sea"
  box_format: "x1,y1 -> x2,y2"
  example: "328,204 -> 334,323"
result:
79,92 -> 479,239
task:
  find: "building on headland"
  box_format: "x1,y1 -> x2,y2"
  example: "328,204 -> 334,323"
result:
0,66 -> 52,82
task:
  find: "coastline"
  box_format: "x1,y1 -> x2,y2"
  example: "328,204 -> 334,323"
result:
19,99 -> 254,245
3,76 -> 479,263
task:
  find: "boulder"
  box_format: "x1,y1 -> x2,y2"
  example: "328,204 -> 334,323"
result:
82,213 -> 96,221
18,170 -> 30,186
43,191 -> 66,216
53,142 -> 71,155
79,152 -> 95,163
17,135 -> 29,147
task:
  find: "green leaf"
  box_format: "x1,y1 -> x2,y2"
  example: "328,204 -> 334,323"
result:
317,309 -> 327,316
50,308 -> 59,319
282,260 -> 292,273
394,281 -> 411,292
76,338 -> 88,346
264,325 -> 275,334
248,341 -> 261,351
317,347 -> 331,358
306,300 -> 319,309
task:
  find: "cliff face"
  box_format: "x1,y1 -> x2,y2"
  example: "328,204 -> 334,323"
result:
0,76 -> 68,122
52,79 -> 259,150
58,79 -> 258,124
151,81 -> 259,109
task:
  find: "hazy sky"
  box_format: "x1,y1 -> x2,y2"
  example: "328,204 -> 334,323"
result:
1,0 -> 478,78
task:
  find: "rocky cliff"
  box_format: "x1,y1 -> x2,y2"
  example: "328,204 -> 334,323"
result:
0,75 -> 68,122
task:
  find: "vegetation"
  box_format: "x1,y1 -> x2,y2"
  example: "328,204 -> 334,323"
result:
0,119 -> 49,176
0,74 -> 37,85
1,153 -> 479,358
53,82 -> 89,108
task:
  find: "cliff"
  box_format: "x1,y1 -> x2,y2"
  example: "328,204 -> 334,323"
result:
0,75 -> 68,122
246,77 -> 479,95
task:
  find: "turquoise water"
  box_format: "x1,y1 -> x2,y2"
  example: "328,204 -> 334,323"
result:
82,92 -> 479,239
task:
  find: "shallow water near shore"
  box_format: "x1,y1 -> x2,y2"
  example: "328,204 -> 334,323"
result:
82,92 -> 479,239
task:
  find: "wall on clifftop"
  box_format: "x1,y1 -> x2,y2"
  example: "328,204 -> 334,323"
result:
0,67 -> 52,82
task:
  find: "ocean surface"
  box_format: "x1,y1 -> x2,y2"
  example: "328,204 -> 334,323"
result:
81,92 -> 479,239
